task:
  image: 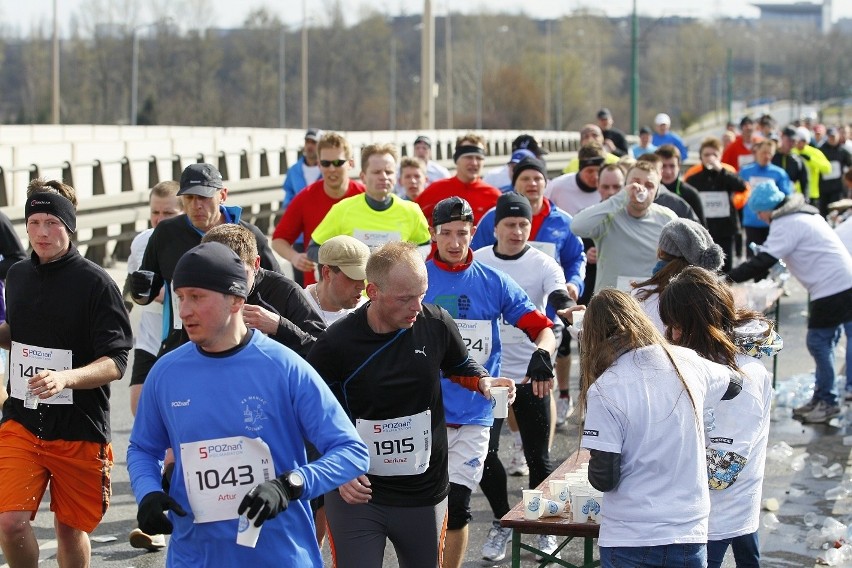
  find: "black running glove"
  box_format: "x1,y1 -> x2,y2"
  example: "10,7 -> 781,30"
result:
237,478 -> 291,527
526,348 -> 555,381
137,491 -> 187,535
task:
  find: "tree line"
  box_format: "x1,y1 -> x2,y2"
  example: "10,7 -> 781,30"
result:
1,0 -> 850,132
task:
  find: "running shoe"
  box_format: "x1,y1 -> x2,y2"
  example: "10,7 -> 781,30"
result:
481,520 -> 513,562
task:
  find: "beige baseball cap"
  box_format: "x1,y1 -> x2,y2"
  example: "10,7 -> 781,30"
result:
318,236 -> 370,280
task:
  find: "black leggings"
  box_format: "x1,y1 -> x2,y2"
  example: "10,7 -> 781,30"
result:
479,383 -> 554,519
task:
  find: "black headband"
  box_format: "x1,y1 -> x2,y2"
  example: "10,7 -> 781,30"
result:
453,144 -> 485,162
578,156 -> 606,171
25,192 -> 76,233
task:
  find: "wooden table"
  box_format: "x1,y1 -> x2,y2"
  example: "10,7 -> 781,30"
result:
500,449 -> 600,568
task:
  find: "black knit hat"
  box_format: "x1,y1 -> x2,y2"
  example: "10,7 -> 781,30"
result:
173,242 -> 248,298
511,157 -> 548,187
494,192 -> 532,225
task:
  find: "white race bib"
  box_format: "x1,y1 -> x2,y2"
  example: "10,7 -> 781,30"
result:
455,319 -> 493,365
181,436 -> 275,524
170,282 -> 182,330
353,229 -> 401,251
738,154 -> 755,169
616,276 -> 645,293
356,410 -> 431,476
700,191 -> 731,219
529,241 -> 557,259
826,161 -> 842,181
10,342 -> 73,404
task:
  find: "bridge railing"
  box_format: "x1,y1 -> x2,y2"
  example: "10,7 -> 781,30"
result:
1,131 -> 577,266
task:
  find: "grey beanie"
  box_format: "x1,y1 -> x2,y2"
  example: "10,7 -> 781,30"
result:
658,218 -> 725,271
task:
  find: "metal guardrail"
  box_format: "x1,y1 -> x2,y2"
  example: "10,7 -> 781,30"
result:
0,138 -> 577,268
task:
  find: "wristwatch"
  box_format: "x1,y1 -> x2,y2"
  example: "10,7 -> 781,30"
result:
284,470 -> 304,500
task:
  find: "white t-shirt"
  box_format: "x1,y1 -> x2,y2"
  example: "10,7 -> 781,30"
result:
302,163 -> 321,186
762,212 -> 852,300
835,218 -> 852,255
632,287 -> 665,334
474,245 -> 564,381
482,164 -> 511,189
545,173 -> 601,216
706,353 -> 772,540
128,228 -> 164,356
301,284 -> 365,327
581,345 -> 735,547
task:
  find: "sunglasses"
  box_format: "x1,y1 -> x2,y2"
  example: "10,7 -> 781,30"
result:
320,159 -> 348,168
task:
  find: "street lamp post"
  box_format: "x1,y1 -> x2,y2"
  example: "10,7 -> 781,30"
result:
131,20 -> 169,126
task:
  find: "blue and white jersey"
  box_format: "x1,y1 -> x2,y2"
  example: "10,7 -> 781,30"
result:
426,257 -> 539,426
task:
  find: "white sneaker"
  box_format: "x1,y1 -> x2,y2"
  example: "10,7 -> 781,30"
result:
481,520 -> 513,562
129,528 -> 166,552
535,534 -> 561,561
555,396 -> 573,426
506,442 -> 529,476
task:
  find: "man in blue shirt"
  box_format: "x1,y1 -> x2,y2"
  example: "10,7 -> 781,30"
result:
652,113 -> 689,161
128,242 -> 368,567
426,197 -> 557,567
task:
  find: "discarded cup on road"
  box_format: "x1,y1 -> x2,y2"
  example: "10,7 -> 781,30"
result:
761,497 -> 779,512
804,512 -> 819,527
825,463 -> 843,478
825,486 -> 849,500
762,512 -> 780,531
811,454 -> 829,466
813,465 -> 826,479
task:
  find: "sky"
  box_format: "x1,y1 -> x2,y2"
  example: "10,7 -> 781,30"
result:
1,0 -> 850,36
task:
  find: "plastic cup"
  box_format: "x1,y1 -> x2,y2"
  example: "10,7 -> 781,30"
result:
134,270 -> 155,297
548,479 -> 571,506
491,387 -> 509,419
236,513 -> 262,548
24,388 -> 39,410
572,310 -> 585,331
571,487 -> 602,524
539,498 -> 564,517
635,188 -> 648,203
522,489 -> 543,520
804,512 -> 819,527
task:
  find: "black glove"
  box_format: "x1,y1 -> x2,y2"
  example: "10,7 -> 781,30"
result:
237,478 -> 291,527
137,491 -> 187,535
526,348 -> 554,382
130,270 -> 163,300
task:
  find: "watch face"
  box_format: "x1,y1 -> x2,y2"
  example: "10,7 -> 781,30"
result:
289,471 -> 304,487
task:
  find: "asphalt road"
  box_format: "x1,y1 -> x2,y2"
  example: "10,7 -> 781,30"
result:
1,266 -> 847,568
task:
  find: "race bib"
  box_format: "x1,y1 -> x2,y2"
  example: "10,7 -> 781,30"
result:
738,154 -> 754,169
529,241 -> 557,259
353,229 -> 401,251
181,436 -> 275,524
826,161 -> 842,181
170,282 -> 182,330
9,342 -> 73,405
455,319 -> 492,365
616,276 -> 645,293
700,191 -> 731,219
356,410 -> 431,476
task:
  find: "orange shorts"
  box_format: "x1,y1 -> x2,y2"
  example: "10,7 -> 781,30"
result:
0,420 -> 113,533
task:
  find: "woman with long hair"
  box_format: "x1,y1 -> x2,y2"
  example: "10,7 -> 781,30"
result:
576,289 -> 742,568
659,266 -> 780,568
